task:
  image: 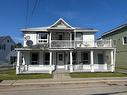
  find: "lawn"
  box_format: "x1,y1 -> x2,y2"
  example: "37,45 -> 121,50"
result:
0,69 -> 52,80
70,72 -> 127,78
116,66 -> 127,70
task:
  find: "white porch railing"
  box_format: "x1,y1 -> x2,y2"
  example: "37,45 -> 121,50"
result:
71,64 -> 111,72
51,40 -> 75,48
50,40 -> 112,48
19,65 -> 55,74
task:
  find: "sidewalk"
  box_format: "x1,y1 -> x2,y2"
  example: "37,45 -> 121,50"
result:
1,77 -> 127,86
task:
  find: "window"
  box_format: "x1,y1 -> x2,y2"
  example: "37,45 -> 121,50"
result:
11,45 -> 14,51
81,52 -> 90,64
31,53 -> 39,65
98,54 -> 104,64
59,54 -> 62,60
3,44 -> 6,50
7,39 -> 9,43
0,44 -> 6,50
44,53 -> 50,65
72,52 -> 77,64
113,40 -> 116,46
76,32 -> 83,41
38,33 -> 48,43
123,36 -> 127,45
72,33 -> 74,40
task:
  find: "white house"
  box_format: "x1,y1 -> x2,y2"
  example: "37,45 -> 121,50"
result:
0,36 -> 16,65
16,18 -> 116,74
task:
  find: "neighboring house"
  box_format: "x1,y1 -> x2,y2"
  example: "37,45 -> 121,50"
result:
101,24 -> 127,68
16,18 -> 116,74
0,36 -> 16,65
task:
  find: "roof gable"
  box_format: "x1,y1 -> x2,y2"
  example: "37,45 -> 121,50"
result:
49,18 -> 74,29
102,24 -> 127,38
0,36 -> 15,44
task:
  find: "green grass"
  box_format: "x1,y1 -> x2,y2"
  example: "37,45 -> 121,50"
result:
70,72 -> 127,78
115,66 -> 127,70
0,69 -> 52,80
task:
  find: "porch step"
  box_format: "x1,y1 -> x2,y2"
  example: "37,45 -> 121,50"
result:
54,69 -> 69,74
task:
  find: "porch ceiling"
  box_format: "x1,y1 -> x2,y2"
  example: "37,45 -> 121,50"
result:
76,47 -> 115,50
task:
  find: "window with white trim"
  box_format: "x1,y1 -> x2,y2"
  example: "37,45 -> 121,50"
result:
38,33 -> 48,43
123,36 -> 127,45
76,32 -> 83,41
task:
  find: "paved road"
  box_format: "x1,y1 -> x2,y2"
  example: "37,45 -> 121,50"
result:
0,82 -> 127,95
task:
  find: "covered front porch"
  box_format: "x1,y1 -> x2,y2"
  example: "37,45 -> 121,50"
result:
16,48 -> 116,74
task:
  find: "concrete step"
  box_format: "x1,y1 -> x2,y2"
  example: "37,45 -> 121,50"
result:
54,69 -> 69,74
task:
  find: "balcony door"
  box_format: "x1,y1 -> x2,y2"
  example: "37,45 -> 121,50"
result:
58,34 -> 63,40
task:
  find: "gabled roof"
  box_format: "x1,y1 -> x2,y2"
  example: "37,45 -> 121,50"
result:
48,18 -> 74,29
0,36 -> 15,44
102,24 -> 127,38
0,36 -> 10,42
21,18 -> 97,32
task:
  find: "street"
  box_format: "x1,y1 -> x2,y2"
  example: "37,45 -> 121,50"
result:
0,82 -> 127,95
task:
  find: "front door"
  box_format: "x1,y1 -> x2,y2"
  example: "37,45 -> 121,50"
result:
57,53 -> 64,68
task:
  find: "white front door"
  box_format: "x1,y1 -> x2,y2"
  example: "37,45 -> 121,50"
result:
57,53 -> 64,68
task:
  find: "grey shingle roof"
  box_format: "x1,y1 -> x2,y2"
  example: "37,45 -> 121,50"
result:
0,36 -> 10,43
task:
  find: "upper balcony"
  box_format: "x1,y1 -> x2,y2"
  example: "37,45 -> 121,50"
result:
37,40 -> 113,49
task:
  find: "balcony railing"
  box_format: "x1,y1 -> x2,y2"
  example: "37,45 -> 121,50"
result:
50,40 -> 112,48
38,40 -> 113,48
51,40 -> 75,48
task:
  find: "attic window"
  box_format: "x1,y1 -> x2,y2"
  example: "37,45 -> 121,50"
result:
7,39 -> 9,43
123,36 -> 127,45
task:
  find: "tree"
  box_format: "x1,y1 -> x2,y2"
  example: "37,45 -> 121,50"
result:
15,43 -> 23,48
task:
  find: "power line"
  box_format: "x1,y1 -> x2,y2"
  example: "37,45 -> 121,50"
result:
25,0 -> 29,28
31,0 -> 40,17
25,0 -> 40,28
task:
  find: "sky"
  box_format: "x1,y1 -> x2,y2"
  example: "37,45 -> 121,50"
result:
0,0 -> 127,43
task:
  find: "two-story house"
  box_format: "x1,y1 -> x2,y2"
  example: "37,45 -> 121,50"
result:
0,36 -> 16,65
16,18 -> 116,74
101,24 -> 127,69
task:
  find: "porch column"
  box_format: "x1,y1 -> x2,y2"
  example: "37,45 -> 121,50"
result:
104,51 -> 107,70
90,50 -> 94,72
22,52 -> 25,65
74,31 -> 76,48
70,32 -> 72,48
49,32 -> 52,48
111,50 -> 115,72
70,51 -> 73,72
16,51 -> 20,74
50,51 -> 52,65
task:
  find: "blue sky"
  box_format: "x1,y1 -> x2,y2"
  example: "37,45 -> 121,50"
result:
0,0 -> 127,43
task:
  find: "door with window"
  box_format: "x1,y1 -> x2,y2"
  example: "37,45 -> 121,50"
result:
81,52 -> 90,64
98,54 -> 104,64
57,53 -> 64,68
31,53 -> 39,65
